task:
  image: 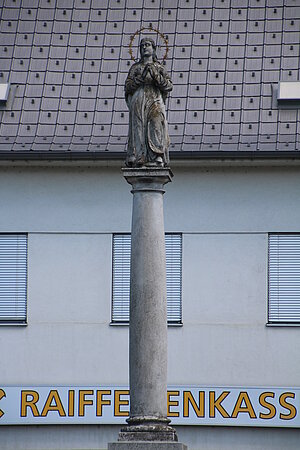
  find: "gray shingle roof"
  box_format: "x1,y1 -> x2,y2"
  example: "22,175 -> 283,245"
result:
0,0 -> 300,159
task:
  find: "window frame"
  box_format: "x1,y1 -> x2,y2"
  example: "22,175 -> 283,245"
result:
268,233 -> 300,326
111,233 -> 182,326
0,234 -> 28,325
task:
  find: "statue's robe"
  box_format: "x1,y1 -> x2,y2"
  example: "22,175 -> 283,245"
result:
125,62 -> 173,166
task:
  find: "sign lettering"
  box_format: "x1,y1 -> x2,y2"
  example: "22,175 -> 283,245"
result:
0,386 -> 298,427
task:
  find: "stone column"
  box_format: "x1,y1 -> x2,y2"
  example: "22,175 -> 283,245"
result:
108,167 -> 187,450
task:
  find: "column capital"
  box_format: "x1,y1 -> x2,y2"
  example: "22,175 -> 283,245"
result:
122,167 -> 173,193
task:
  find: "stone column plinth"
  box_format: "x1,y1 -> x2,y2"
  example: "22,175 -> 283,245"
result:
108,167 -> 187,450
109,444 -> 187,450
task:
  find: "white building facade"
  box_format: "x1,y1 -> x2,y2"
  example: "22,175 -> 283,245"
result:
0,161 -> 300,449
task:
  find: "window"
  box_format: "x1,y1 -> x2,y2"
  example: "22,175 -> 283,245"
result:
0,235 -> 27,324
112,234 -> 182,324
268,234 -> 300,324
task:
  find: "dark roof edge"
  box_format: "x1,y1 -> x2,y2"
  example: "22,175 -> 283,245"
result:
172,151 -> 300,160
0,151 -> 299,161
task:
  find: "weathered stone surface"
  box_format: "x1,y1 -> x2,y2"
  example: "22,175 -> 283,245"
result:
125,38 -> 173,168
118,430 -> 177,442
123,168 -> 173,424
108,168 -> 188,449
108,442 -> 188,450
119,416 -> 177,442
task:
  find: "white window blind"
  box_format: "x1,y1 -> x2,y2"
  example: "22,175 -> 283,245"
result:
0,235 -> 27,323
112,234 -> 182,324
269,234 -> 300,323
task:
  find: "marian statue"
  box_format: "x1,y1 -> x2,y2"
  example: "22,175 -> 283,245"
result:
125,37 -> 173,167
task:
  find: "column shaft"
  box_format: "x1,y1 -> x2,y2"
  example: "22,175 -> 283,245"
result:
107,168 -> 189,449
130,188 -> 167,419
118,168 -> 177,441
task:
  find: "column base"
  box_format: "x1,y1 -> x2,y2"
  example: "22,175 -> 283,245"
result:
108,442 -> 188,450
118,416 -> 178,442
118,429 -> 177,443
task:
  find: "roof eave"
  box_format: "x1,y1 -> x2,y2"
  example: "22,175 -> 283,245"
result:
0,151 -> 299,161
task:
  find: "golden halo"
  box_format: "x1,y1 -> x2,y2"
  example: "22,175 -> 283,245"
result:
129,26 -> 169,62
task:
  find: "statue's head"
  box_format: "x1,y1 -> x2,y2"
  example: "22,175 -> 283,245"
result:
140,37 -> 158,62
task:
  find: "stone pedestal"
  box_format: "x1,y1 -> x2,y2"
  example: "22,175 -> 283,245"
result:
108,168 -> 187,450
109,443 -> 188,450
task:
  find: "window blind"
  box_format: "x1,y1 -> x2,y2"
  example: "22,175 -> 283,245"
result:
112,234 -> 182,324
0,235 -> 27,323
269,234 -> 300,323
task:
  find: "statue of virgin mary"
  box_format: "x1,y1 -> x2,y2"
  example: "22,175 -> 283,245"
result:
125,37 -> 173,167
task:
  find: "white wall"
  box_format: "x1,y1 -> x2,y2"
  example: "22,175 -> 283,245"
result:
166,165 -> 300,233
1,164 -> 300,449
1,165 -> 300,233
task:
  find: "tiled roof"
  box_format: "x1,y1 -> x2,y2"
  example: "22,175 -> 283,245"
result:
0,0 -> 300,159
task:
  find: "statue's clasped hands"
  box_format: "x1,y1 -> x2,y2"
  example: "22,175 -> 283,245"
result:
132,64 -> 163,89
141,64 -> 159,83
